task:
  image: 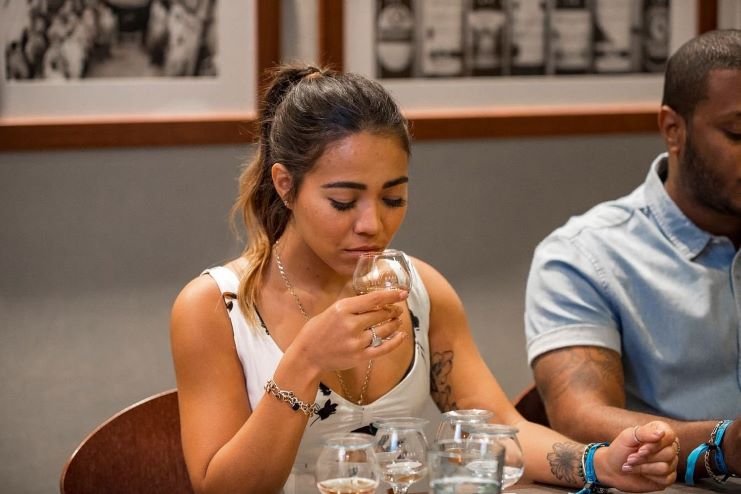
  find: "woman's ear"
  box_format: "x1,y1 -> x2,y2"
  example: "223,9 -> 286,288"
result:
271,163 -> 293,204
658,105 -> 686,157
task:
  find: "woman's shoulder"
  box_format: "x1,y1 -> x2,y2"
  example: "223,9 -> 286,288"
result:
170,261 -> 241,347
407,255 -> 464,312
408,256 -> 449,289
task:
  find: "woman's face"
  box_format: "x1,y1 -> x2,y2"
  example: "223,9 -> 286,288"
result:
287,131 -> 409,276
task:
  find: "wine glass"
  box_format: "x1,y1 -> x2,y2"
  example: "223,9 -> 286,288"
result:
469,424 -> 524,490
373,417 -> 429,494
435,409 -> 494,442
315,433 -> 379,494
353,249 -> 412,294
428,439 -> 505,494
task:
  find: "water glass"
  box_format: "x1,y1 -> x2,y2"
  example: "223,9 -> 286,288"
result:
315,433 -> 378,494
469,424 -> 524,489
373,417 -> 429,494
428,439 -> 504,494
435,409 -> 494,442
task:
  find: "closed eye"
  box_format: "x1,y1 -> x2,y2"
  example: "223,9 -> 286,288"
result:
723,130 -> 741,141
330,197 -> 406,211
329,199 -> 355,211
384,198 -> 407,208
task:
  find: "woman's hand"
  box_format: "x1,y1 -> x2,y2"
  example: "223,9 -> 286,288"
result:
287,289 -> 409,374
594,421 -> 678,492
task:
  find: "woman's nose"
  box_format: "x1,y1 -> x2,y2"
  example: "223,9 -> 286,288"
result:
354,202 -> 382,235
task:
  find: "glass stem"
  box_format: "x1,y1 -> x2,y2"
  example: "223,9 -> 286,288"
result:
393,487 -> 409,494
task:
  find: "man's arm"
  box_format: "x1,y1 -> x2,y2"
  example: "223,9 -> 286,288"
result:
533,345 -> 741,480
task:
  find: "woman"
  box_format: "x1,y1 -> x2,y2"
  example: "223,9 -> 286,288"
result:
171,64 -> 678,493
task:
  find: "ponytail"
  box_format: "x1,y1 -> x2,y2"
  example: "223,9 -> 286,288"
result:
231,65 -> 329,324
231,63 -> 409,325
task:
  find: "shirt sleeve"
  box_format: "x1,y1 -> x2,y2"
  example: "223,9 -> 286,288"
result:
525,233 -> 622,366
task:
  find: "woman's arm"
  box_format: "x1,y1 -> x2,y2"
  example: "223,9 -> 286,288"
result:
171,276 -> 409,493
414,258 -> 677,492
171,276 -> 319,493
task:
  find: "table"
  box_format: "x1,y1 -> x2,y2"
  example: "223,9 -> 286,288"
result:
506,479 -> 740,494
406,479 -> 740,494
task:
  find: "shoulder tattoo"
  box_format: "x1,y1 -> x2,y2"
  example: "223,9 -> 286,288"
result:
541,347 -> 623,402
430,350 -> 457,412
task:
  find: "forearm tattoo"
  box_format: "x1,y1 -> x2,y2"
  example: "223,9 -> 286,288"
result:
547,442 -> 584,485
431,350 -> 457,412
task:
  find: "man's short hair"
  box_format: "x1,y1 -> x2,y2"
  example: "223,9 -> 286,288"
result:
662,29 -> 741,120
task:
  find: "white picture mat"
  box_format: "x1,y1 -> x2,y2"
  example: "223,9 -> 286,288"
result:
0,0 -> 256,121
718,0 -> 741,29
344,0 -> 698,111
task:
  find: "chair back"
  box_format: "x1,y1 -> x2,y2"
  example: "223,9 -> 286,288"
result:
513,384 -> 550,427
60,389 -> 194,494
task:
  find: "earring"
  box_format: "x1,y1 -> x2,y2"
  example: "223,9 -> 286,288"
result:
283,199 -> 290,208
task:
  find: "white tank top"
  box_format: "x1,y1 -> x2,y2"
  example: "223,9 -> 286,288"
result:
203,261 -> 432,494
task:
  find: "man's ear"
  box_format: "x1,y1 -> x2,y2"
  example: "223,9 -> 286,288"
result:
271,163 -> 293,203
658,105 -> 686,157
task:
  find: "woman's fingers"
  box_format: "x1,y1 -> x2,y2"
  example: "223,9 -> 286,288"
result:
342,289 -> 408,314
617,421 -> 675,454
624,442 -> 678,466
623,455 -> 678,478
633,422 -> 669,445
354,303 -> 404,330
364,329 -> 407,358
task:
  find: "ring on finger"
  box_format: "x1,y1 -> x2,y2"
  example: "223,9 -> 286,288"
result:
632,425 -> 643,445
369,327 -> 383,347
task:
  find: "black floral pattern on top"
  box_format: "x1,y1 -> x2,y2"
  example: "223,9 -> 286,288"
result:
352,423 -> 378,436
223,292 -> 236,312
310,399 -> 338,426
319,382 -> 332,396
410,310 -> 419,331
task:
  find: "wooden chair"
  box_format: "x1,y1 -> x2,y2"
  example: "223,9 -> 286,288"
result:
60,389 -> 194,494
513,383 -> 550,427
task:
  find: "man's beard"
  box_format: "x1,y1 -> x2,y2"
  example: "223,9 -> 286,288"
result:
679,131 -> 741,217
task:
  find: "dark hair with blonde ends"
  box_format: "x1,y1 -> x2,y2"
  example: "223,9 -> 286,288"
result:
232,64 -> 410,323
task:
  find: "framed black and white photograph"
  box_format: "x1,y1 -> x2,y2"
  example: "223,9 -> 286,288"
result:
319,0 -> 715,139
0,0 -> 280,149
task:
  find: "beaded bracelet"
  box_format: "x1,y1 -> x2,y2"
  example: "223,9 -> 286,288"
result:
264,378 -> 320,416
685,419 -> 734,485
577,445 -> 587,484
574,442 -> 610,494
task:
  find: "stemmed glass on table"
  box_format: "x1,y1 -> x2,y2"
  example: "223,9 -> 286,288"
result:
469,425 -> 524,490
373,417 -> 429,494
315,433 -> 379,494
353,249 -> 412,295
435,409 -> 494,442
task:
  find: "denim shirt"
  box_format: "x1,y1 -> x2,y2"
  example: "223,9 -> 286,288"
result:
525,153 -> 741,420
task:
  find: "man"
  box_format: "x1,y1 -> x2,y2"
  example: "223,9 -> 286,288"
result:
525,29 -> 741,483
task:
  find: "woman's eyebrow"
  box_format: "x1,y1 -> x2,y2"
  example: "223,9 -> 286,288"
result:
321,176 -> 408,190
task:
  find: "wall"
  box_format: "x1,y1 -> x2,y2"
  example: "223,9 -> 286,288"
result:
0,134 -> 663,493
0,1 -> 672,492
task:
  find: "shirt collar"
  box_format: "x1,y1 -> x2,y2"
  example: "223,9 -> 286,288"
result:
644,153 -> 713,260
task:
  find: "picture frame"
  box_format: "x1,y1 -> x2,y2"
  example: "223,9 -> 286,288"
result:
318,0 -> 717,139
0,0 -> 280,150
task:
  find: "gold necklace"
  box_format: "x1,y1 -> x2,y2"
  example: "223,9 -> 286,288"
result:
273,242 -> 373,405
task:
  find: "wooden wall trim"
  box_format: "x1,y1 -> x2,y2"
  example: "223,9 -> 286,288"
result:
698,0 -> 718,33
318,0 -> 344,71
408,105 -> 659,140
